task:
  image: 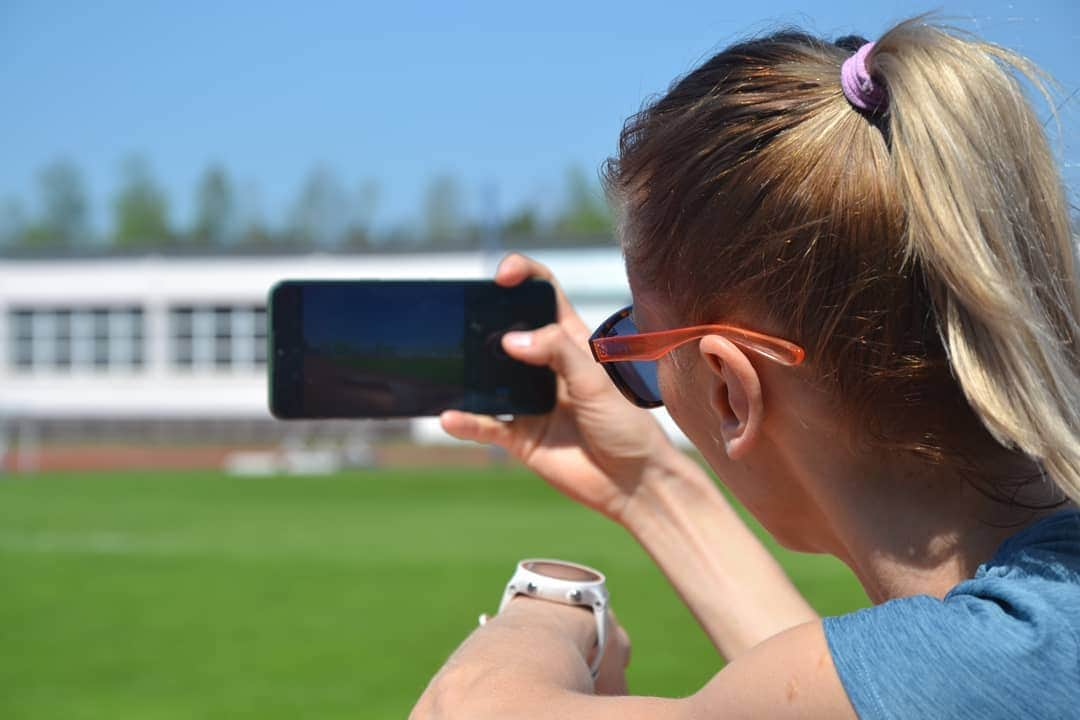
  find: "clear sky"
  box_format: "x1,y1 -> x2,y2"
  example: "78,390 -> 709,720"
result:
1,0 -> 1077,235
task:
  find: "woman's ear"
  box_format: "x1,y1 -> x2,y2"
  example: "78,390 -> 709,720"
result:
698,335 -> 764,460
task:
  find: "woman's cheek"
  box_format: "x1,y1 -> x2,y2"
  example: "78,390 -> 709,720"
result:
658,355 -> 705,435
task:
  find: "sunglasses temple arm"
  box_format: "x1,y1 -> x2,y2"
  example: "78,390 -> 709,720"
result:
592,327 -> 804,366
724,332 -> 805,366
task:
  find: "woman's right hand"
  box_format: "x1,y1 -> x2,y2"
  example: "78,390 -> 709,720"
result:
440,253 -> 686,525
446,253 -> 819,660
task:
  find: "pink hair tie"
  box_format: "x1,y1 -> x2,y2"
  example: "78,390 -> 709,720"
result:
841,42 -> 888,114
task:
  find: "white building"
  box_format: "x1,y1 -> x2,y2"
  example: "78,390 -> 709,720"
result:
0,248 -> 688,470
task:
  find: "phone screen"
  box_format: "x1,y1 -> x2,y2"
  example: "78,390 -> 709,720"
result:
269,280 -> 556,418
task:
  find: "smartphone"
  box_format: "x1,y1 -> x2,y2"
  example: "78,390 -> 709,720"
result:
268,279 -> 557,419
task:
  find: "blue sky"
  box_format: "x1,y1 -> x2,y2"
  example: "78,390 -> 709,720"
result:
1,0 -> 1077,235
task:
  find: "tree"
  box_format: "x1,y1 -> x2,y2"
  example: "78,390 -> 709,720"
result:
0,196 -> 26,249
18,160 -> 90,251
112,156 -> 171,250
380,223 -> 417,251
422,174 -> 465,248
237,221 -> 276,250
231,179 -> 277,250
503,205 -> 540,239
554,165 -> 613,240
289,165 -> 349,248
191,164 -> 234,247
342,179 -> 379,251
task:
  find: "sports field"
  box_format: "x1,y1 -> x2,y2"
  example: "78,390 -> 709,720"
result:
0,465 -> 869,718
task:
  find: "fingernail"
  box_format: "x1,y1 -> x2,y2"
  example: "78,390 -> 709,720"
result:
504,331 -> 533,348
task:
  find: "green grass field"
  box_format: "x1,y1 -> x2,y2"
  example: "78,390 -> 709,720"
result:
0,466 -> 869,719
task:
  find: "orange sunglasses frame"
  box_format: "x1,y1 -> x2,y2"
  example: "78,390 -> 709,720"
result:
588,306 -> 806,406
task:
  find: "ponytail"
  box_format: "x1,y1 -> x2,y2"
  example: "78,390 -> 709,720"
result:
870,20 -> 1080,503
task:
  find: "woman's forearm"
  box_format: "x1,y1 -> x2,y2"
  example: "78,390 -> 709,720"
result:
412,597 -> 595,719
623,447 -> 818,660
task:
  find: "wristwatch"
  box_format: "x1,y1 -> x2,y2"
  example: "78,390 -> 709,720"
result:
480,558 -> 609,678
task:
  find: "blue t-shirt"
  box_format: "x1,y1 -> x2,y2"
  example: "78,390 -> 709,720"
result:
823,508 -> 1080,719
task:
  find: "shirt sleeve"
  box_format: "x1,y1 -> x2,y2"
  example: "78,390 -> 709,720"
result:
822,579 -> 1079,720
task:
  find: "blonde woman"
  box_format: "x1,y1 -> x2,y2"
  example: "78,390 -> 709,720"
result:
413,17 -> 1080,719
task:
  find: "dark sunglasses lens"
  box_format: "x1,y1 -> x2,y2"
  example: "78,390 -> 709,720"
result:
606,313 -> 662,407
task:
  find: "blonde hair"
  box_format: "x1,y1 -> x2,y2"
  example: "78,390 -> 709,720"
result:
604,17 -> 1080,504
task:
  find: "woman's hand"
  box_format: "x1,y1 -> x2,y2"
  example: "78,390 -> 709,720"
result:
440,253 -> 684,524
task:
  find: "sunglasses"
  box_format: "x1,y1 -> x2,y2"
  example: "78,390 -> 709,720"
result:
588,305 -> 807,408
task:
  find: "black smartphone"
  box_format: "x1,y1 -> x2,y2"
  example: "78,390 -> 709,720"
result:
268,279 -> 557,419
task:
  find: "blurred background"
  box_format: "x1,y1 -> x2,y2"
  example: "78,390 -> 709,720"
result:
1,1 -> 1076,718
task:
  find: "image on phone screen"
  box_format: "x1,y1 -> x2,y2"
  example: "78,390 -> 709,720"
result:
269,280 -> 556,419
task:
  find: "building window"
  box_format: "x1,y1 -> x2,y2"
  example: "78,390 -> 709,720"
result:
12,310 -> 33,369
7,306 -> 144,373
169,304 -> 266,371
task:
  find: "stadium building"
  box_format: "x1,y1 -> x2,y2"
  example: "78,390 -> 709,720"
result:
0,248 -> 689,472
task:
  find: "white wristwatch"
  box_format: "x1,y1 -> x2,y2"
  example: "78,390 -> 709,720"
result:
480,558 -> 609,678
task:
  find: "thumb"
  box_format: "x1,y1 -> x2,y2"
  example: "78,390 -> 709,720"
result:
503,324 -> 609,399
439,410 -> 514,448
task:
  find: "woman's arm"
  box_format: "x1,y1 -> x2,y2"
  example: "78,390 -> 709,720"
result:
411,596 -> 686,719
411,597 -> 643,718
411,597 -> 855,720
411,598 -> 596,718
623,445 -> 819,658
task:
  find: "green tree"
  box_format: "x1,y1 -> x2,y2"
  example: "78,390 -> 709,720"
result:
0,196 -> 27,249
380,223 -> 417,251
112,156 -> 171,250
503,205 -> 540,239
290,165 -> 349,248
343,179 -> 379,251
237,221 -> 276,250
231,180 -> 276,250
554,165 -> 613,240
19,160 -> 90,251
422,174 -> 465,248
191,164 -> 234,247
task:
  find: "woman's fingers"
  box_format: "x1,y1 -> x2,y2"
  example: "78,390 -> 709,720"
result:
502,324 -> 610,399
495,253 -> 590,336
440,410 -> 514,448
495,252 -> 556,288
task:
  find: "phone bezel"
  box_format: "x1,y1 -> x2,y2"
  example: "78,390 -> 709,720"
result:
267,279 -> 556,419
267,280 -> 305,419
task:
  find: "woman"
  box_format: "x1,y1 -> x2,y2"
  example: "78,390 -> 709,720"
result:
412,17 -> 1079,719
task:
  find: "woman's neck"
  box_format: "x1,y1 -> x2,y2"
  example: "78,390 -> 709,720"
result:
799,440 -> 1068,604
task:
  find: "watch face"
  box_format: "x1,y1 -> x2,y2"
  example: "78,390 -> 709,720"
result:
523,560 -> 601,582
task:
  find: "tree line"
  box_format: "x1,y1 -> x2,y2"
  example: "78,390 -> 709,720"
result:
0,156 -> 615,255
